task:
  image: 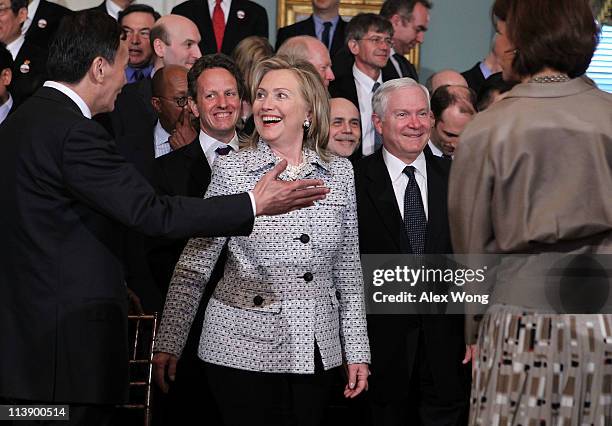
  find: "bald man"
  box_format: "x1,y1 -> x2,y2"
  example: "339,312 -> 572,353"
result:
109,14 -> 203,140
425,69 -> 468,95
277,35 -> 335,88
327,98 -> 361,157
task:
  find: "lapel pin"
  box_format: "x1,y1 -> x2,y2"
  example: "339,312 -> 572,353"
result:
236,10 -> 245,19
20,60 -> 30,74
37,18 -> 48,28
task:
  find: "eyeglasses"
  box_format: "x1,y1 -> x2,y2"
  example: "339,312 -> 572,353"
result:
356,37 -> 393,47
0,4 -> 13,15
157,96 -> 189,107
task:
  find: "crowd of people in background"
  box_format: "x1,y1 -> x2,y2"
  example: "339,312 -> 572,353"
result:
0,0 -> 610,425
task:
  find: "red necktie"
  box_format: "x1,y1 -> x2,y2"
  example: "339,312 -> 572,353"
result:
213,0 -> 225,52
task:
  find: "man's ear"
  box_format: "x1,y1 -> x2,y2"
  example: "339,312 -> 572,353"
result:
389,14 -> 403,30
17,7 -> 27,26
89,56 -> 106,83
152,38 -> 165,58
348,39 -> 360,56
151,96 -> 162,114
188,97 -> 199,118
372,112 -> 383,135
0,68 -> 12,86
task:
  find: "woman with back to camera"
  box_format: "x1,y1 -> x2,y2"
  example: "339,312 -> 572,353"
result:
152,55 -> 370,426
449,0 -> 612,424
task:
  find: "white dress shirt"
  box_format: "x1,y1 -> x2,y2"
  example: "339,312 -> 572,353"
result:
198,130 -> 239,168
6,34 -> 25,61
0,94 -> 13,125
353,64 -> 383,156
22,0 -> 41,35
43,81 -> 92,118
153,120 -> 172,158
388,47 -> 403,79
207,0 -> 230,24
427,140 -> 443,157
382,147 -> 428,220
105,0 -> 123,21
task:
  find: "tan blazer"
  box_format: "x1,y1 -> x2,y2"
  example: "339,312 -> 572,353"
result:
448,76 -> 612,342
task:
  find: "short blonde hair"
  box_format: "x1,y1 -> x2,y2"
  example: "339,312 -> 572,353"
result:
247,55 -> 331,161
231,36 -> 273,95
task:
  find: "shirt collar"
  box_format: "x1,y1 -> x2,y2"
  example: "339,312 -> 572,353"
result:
154,120 -> 171,146
382,147 -> 426,183
43,81 -> 92,118
6,34 -> 25,60
312,14 -> 339,27
199,129 -> 239,153
353,63 -> 382,90
22,0 -> 41,35
105,0 -> 123,20
0,94 -> 13,124
427,140 -> 443,157
479,61 -> 493,80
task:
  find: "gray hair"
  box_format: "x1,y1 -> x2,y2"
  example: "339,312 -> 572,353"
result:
372,78 -> 430,117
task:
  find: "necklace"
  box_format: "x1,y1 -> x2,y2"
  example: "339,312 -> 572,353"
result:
277,150 -> 308,180
528,74 -> 570,84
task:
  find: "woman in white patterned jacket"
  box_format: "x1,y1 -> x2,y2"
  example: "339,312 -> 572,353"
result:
153,56 -> 370,426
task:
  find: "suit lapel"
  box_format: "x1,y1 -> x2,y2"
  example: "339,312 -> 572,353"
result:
365,151 -> 403,252
330,18 -> 346,56
222,0 -> 243,54
196,0 -> 216,54
424,155 -> 446,252
183,139 -> 211,195
304,16 -> 316,37
382,60 -> 400,82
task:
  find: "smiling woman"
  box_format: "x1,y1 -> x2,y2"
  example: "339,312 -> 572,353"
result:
153,56 -> 371,426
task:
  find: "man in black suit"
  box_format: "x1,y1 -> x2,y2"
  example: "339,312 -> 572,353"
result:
172,0 -> 268,56
152,52 -> 245,426
0,42 -> 13,124
88,0 -> 133,20
355,78 -> 470,425
108,14 -> 202,140
0,11 -> 328,425
332,0 -> 430,82
276,0 -> 346,58
379,0 -> 430,81
329,13 -> 391,162
22,0 -> 72,48
461,41 -> 501,95
0,0 -> 47,105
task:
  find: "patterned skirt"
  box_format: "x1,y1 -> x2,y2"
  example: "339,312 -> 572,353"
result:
469,304 -> 612,426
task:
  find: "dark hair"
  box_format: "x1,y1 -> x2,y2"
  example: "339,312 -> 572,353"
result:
47,11 -> 123,84
492,0 -> 598,78
431,85 -> 476,123
345,13 -> 394,43
149,21 -> 170,50
0,42 -> 13,72
9,0 -> 27,15
187,54 -> 246,101
476,72 -> 516,111
379,0 -> 432,20
118,4 -> 161,26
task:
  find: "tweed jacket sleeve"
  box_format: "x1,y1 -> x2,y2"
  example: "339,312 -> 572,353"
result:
334,170 -> 370,365
154,159 -> 233,357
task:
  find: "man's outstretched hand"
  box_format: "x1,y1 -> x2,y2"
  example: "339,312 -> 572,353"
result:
253,160 -> 329,216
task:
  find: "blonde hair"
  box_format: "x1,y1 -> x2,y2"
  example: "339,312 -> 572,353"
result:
246,55 -> 331,161
231,36 -> 273,95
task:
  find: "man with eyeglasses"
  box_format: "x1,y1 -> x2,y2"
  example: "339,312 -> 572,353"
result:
379,0 -> 431,81
118,4 -> 160,84
329,13 -> 392,162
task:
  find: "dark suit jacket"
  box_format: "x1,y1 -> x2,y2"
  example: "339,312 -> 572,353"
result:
275,15 -> 347,58
88,2 -> 109,15
25,0 -> 73,49
108,77 -> 155,138
354,148 -> 468,403
383,53 -> 419,82
462,62 -> 486,94
172,0 -> 268,56
10,40 -> 47,105
0,87 -> 253,404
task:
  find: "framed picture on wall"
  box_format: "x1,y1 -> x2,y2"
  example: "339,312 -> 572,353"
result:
276,0 -> 420,69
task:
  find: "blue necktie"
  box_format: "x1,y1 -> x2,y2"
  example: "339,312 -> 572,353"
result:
372,82 -> 383,151
321,22 -> 332,50
403,166 -> 427,254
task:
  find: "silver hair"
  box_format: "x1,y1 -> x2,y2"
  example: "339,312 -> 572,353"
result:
371,78 -> 430,118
